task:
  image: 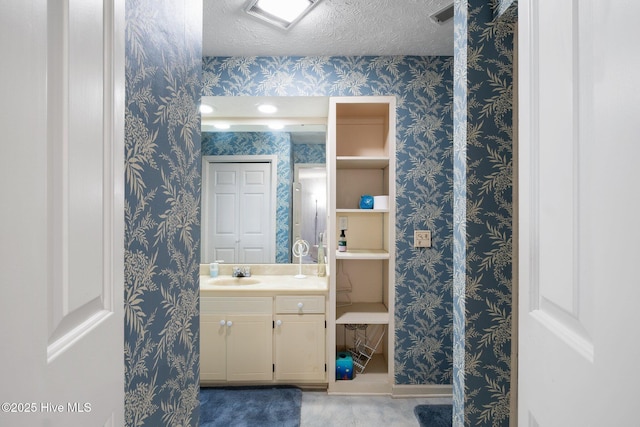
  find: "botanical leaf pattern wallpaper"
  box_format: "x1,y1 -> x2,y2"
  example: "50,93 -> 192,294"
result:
453,1 -> 516,426
124,0 -> 202,425
203,55 -> 456,386
293,142 -> 327,166
122,0 -> 516,425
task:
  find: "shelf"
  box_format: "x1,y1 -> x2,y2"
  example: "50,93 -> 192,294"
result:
335,249 -> 389,260
336,101 -> 390,117
329,96 -> 395,394
336,156 -> 389,169
336,303 -> 389,324
335,208 -> 389,213
329,354 -> 391,394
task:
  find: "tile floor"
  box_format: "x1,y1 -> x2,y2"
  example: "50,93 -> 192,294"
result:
300,390 -> 452,427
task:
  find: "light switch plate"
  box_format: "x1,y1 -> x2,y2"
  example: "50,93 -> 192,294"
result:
414,230 -> 432,248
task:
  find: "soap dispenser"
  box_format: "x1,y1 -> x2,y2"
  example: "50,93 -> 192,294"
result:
338,230 -> 347,252
209,260 -> 223,277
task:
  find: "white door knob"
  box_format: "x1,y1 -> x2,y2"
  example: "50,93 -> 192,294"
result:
219,320 -> 226,326
226,320 -> 233,327
297,302 -> 304,309
275,320 -> 282,327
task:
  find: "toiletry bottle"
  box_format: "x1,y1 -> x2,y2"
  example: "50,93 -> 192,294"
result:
317,233 -> 326,277
338,230 -> 347,252
209,260 -> 222,277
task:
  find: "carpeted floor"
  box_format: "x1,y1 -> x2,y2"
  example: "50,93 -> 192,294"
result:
199,386 -> 301,427
414,404 -> 453,427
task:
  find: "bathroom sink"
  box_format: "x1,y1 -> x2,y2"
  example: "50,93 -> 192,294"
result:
207,277 -> 260,286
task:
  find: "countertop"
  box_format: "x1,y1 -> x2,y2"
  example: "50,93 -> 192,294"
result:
199,264 -> 329,296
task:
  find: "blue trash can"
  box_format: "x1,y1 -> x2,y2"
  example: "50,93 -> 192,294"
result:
336,352 -> 354,380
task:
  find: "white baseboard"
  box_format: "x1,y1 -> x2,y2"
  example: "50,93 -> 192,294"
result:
391,384 -> 453,398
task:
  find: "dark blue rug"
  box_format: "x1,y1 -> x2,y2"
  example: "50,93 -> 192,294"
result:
414,404 -> 453,427
199,386 -> 301,427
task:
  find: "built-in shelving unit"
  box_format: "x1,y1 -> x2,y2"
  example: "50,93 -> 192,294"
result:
327,96 -> 396,394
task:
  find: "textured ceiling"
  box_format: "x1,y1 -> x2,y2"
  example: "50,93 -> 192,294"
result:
203,0 -> 455,57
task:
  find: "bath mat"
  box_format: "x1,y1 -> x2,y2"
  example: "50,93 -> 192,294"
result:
414,404 -> 453,427
199,386 -> 301,427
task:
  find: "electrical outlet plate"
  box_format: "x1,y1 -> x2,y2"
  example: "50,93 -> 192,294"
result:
414,230 -> 432,248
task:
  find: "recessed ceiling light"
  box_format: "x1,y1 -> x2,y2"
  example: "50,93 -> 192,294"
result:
200,104 -> 214,114
268,123 -> 284,130
245,0 -> 323,30
214,123 -> 230,130
257,104 -> 278,114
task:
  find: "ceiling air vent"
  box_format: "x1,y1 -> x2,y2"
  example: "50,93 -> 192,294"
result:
430,3 -> 454,24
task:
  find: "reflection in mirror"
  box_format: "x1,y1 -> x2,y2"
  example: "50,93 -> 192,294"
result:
201,155 -> 278,264
293,165 -> 327,264
200,96 -> 328,264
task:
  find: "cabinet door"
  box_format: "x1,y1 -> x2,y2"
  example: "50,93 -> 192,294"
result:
200,314 -> 227,381
274,314 -> 326,381
226,314 -> 273,381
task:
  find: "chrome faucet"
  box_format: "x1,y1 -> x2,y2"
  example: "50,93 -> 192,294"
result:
232,266 -> 251,278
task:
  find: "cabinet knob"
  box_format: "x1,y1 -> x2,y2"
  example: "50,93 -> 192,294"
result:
297,302 -> 304,309
275,319 -> 282,327
219,319 -> 226,326
226,320 -> 233,327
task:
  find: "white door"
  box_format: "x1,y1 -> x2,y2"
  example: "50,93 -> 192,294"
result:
0,1 -> 124,426
518,1 -> 640,425
202,159 -> 275,263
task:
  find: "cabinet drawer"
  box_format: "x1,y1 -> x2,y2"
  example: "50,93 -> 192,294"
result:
275,296 -> 325,314
201,297 -> 272,314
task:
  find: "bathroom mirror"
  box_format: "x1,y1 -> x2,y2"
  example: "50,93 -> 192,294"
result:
200,96 -> 328,264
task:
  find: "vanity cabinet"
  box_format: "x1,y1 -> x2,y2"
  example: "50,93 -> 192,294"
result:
200,292 -> 327,385
274,296 -> 326,382
200,297 -> 273,382
327,96 -> 396,394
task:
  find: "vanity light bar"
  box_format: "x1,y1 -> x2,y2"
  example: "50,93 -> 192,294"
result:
200,104 -> 214,114
257,103 -> 278,114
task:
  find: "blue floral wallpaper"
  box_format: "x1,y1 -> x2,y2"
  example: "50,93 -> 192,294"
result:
201,131 -> 292,263
453,1 -> 516,426
124,0 -> 202,425
203,56 -> 455,385
293,142 -> 326,165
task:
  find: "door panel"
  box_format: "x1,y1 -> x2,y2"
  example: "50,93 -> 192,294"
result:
208,164 -> 239,261
239,163 -> 271,262
49,0 -> 113,353
47,0 -> 125,424
225,314 -> 273,381
519,1 -> 640,425
200,314 -> 227,381
0,0 -> 125,425
274,314 -> 326,381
